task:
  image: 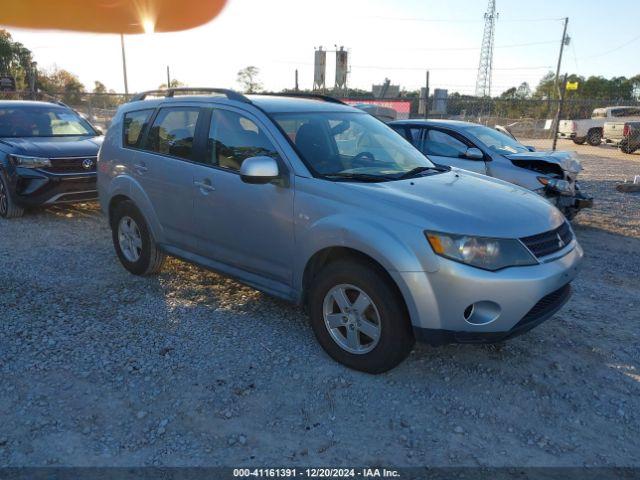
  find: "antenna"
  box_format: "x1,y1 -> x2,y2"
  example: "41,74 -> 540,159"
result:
475,0 -> 498,97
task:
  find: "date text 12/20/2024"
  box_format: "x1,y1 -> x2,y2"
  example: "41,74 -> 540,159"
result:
233,468 -> 400,478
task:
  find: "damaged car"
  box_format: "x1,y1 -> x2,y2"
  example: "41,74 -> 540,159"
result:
389,119 -> 592,220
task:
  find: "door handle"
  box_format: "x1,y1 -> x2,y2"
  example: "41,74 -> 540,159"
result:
194,179 -> 215,192
134,163 -> 148,174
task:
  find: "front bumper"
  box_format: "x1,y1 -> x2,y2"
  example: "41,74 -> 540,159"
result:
390,241 -> 583,343
552,190 -> 593,212
10,167 -> 97,207
414,283 -> 572,345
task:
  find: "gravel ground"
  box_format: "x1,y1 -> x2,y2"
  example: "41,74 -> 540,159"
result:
0,144 -> 639,468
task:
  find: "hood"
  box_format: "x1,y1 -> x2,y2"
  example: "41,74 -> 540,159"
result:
337,169 -> 565,238
504,150 -> 582,175
0,136 -> 103,158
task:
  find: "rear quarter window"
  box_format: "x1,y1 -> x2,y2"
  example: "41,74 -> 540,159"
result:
123,109 -> 154,148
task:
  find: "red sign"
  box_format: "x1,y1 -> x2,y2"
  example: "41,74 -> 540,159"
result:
341,99 -> 411,119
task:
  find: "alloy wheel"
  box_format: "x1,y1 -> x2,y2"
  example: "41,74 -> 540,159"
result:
322,283 -> 382,354
118,216 -> 143,262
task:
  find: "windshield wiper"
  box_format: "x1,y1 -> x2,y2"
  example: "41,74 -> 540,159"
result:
395,165 -> 449,180
321,172 -> 391,183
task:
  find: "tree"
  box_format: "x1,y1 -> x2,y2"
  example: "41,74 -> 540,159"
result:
0,29 -> 36,91
237,66 -> 262,93
158,79 -> 185,89
37,67 -> 85,104
500,87 -> 517,99
516,82 -> 531,99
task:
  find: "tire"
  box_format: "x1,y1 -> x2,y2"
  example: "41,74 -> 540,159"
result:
620,143 -> 637,154
0,172 -> 24,219
110,200 -> 165,276
561,207 -> 578,221
587,129 -> 602,146
308,259 -> 415,373
572,137 -> 586,145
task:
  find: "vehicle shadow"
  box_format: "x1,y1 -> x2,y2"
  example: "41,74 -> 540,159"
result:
4,201 -> 638,466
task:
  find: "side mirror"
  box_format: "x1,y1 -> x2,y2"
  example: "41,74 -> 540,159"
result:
464,147 -> 484,160
239,156 -> 280,184
526,145 -> 536,152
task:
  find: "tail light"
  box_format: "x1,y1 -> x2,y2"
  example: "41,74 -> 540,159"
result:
623,124 -> 630,137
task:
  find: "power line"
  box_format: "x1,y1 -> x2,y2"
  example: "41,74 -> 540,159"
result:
354,15 -> 563,23
273,60 -> 552,71
577,34 -> 640,60
373,40 -> 557,52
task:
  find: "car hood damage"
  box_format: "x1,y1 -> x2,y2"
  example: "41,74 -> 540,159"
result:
505,150 -> 583,177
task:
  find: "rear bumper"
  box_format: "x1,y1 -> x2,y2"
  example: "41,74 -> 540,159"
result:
557,132 -> 576,139
10,167 -> 97,207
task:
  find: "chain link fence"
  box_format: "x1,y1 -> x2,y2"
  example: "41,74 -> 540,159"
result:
0,90 -> 130,131
2,89 -> 639,153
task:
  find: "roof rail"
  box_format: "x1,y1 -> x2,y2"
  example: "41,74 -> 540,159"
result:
130,88 -> 251,103
257,92 -> 346,105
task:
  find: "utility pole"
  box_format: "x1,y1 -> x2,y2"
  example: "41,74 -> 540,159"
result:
551,17 -> 569,149
295,69 -> 299,92
552,73 -> 568,151
120,33 -> 129,96
166,66 -> 171,89
554,17 -> 569,98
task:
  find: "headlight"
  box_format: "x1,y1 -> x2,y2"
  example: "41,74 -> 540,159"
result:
425,231 -> 537,271
537,177 -> 574,195
9,155 -> 52,169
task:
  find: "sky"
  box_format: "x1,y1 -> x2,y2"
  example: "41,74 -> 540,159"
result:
4,0 -> 640,96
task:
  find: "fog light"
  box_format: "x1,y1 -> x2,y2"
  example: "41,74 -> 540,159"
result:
463,301 -> 501,325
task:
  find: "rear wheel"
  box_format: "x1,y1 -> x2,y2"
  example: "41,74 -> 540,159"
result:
620,142 -> 637,154
111,200 -> 165,275
572,137 -> 586,145
0,172 -> 24,219
308,259 -> 415,373
587,129 -> 602,146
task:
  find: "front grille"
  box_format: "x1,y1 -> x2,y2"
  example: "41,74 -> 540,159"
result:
516,283 -> 572,328
43,156 -> 97,174
520,222 -> 573,258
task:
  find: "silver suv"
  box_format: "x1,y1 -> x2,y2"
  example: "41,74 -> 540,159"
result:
98,88 -> 583,373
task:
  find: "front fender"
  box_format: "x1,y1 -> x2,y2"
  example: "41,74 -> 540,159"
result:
294,213 -> 440,289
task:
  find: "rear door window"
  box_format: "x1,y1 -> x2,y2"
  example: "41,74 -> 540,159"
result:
144,107 -> 201,160
123,109 -> 154,148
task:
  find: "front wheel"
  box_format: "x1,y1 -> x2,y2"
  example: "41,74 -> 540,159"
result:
0,172 -> 24,219
111,200 -> 166,276
572,137 -> 586,145
308,260 -> 415,373
561,207 -> 578,221
587,129 -> 602,146
620,143 -> 637,154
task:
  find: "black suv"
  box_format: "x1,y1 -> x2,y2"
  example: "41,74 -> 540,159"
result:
0,100 -> 103,218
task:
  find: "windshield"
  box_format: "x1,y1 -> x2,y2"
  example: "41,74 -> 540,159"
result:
273,112 -> 435,179
465,125 -> 529,154
0,106 -> 96,138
